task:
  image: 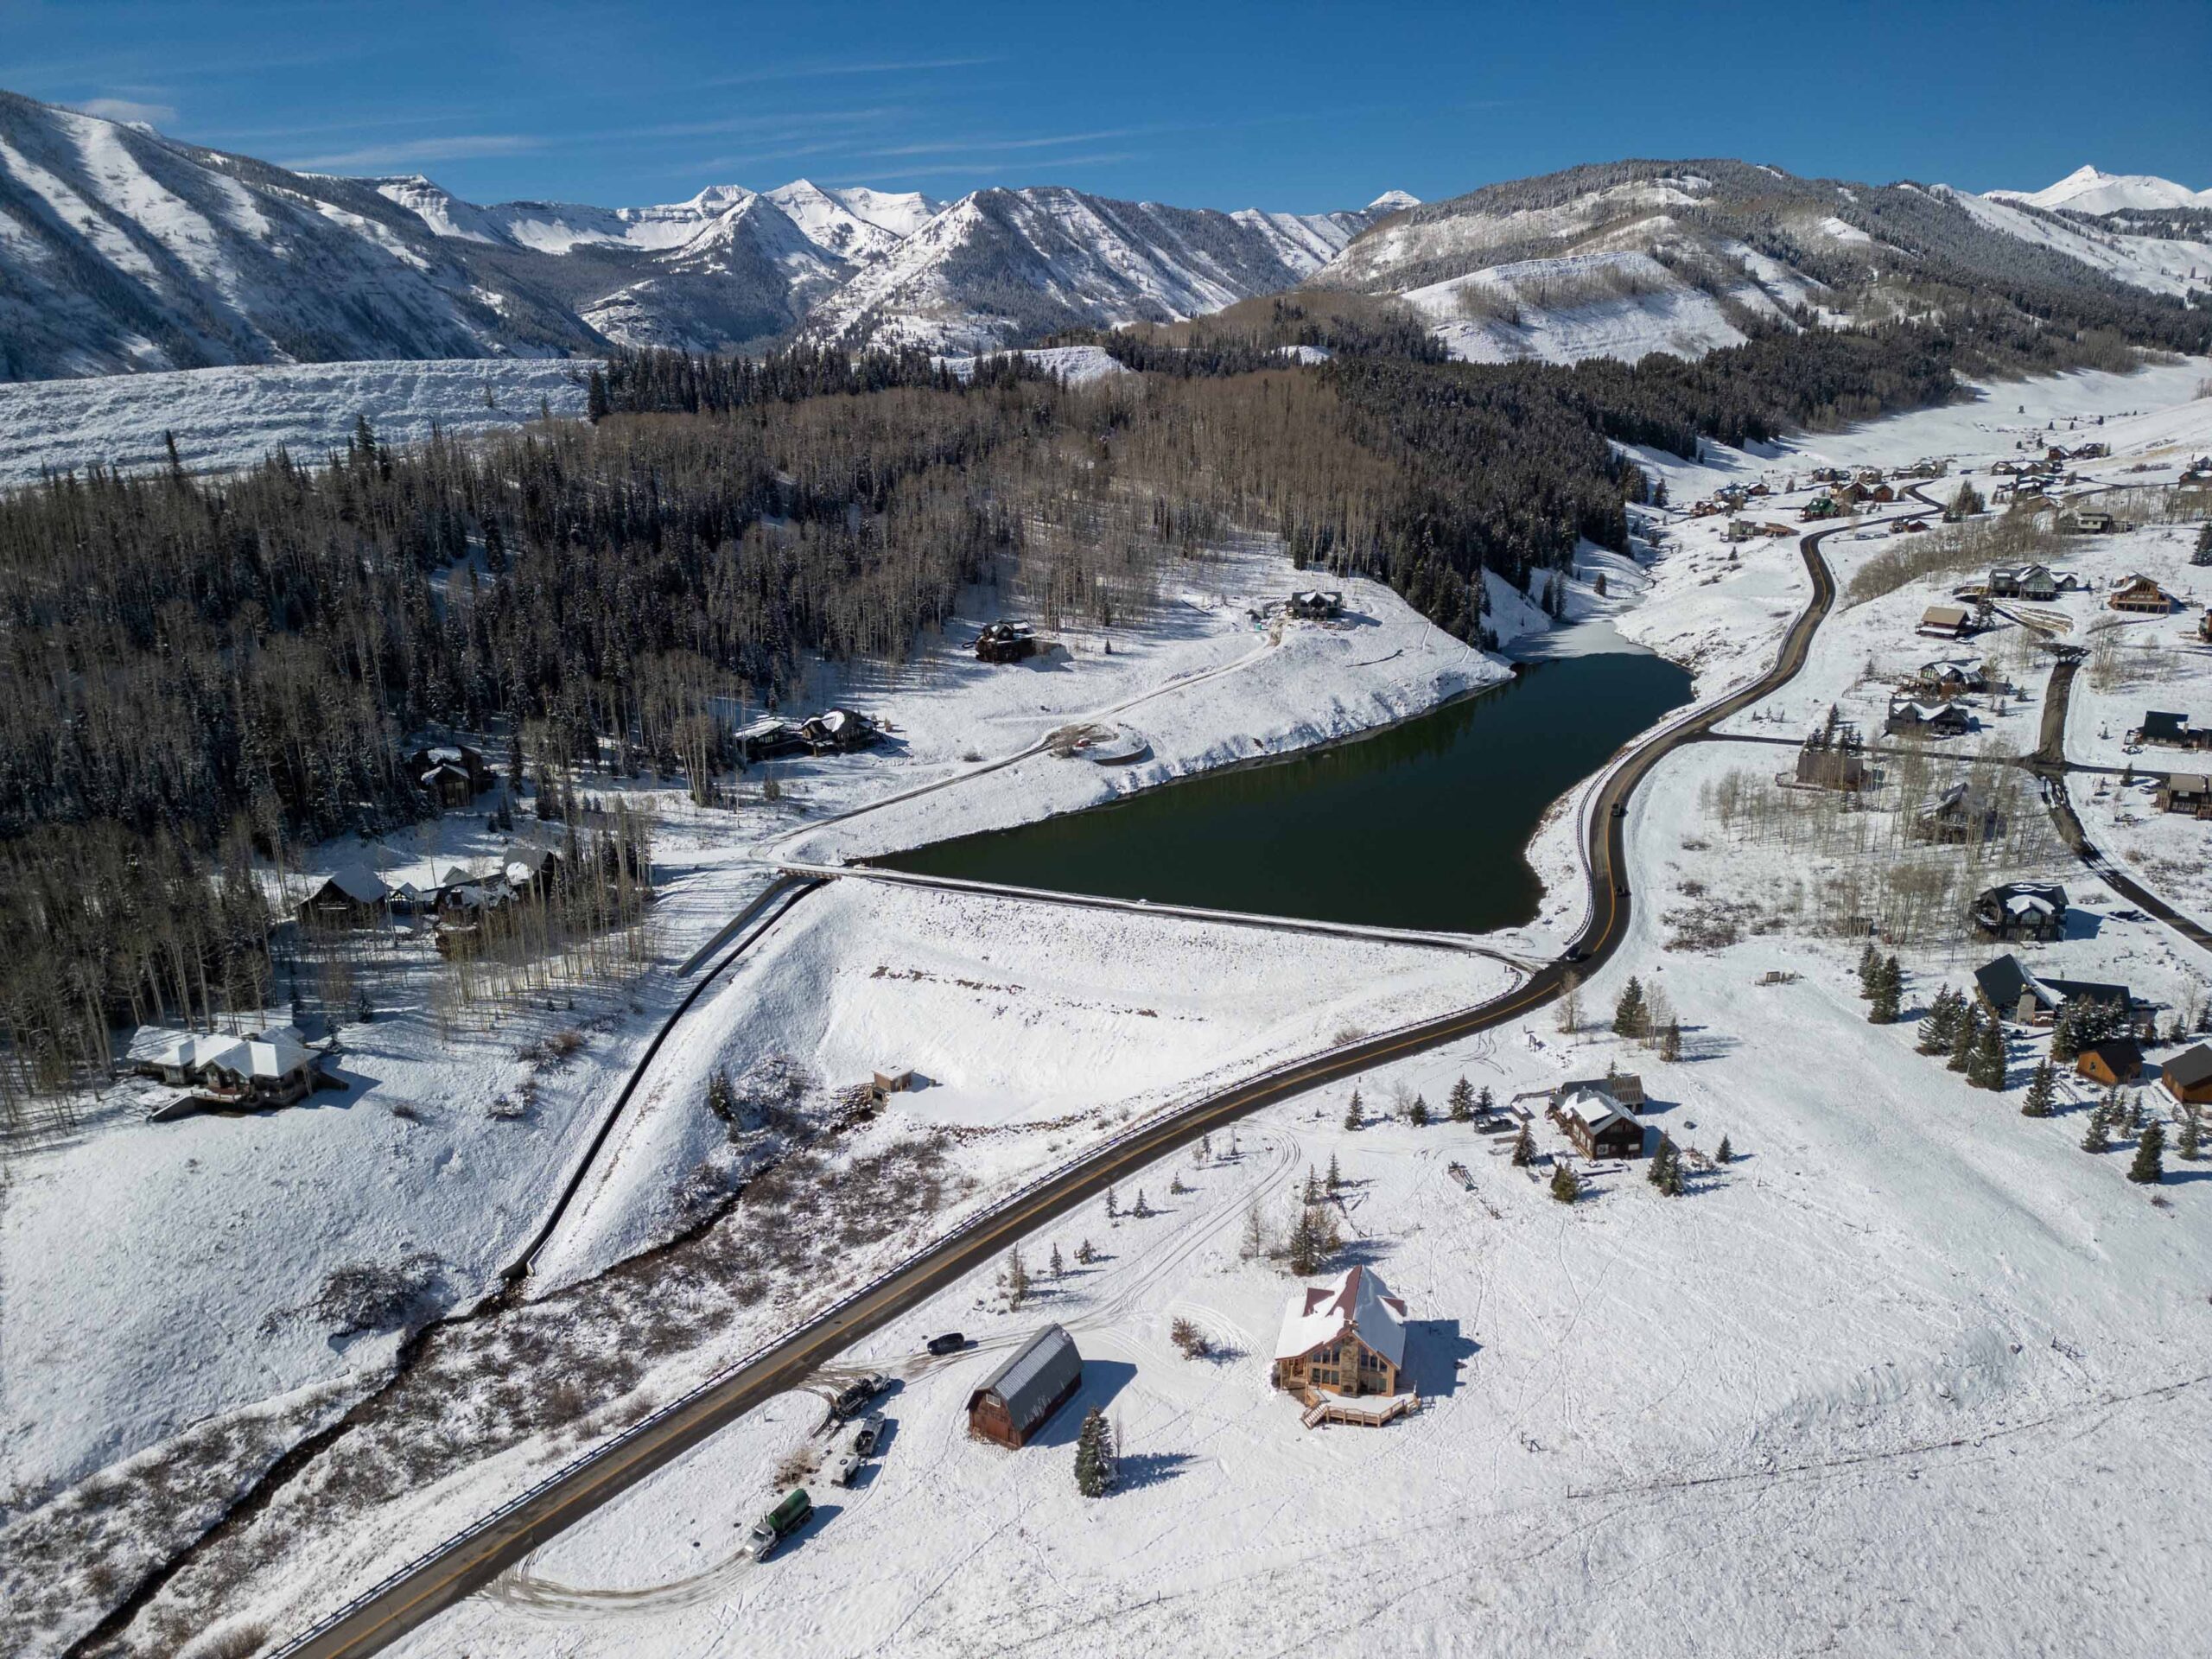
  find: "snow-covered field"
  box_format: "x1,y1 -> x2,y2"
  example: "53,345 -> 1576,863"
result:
0,358 -> 592,486
388,356 -> 2212,1659
404,731 -> 2212,1659
10,353 -> 2212,1657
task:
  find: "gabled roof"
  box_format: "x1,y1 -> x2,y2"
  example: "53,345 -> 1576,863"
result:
2140,710 -> 2190,741
321,864 -> 391,905
1557,1085 -> 1638,1136
969,1324 -> 1082,1427
1274,1265 -> 1408,1369
2164,1045 -> 2212,1089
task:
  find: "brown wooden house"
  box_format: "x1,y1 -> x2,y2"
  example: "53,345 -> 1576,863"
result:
966,1324 -> 1083,1448
1272,1266 -> 1408,1400
1550,1085 -> 1646,1158
2155,772 -> 2212,817
407,743 -> 490,808
2161,1045 -> 2212,1107
2075,1039 -> 2144,1088
2109,575 -> 2178,615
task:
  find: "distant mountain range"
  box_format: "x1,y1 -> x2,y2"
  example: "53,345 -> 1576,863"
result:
0,82 -> 2204,385
0,88 -> 1406,379
1987,164 -> 2212,216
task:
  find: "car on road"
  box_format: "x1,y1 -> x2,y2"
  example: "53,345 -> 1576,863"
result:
1561,945 -> 1588,963
926,1332 -> 965,1356
1610,801 -> 1627,818
747,1487 -> 814,1561
831,1372 -> 888,1417
850,1413 -> 887,1457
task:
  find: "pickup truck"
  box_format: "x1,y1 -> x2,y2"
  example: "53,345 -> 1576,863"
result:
747,1488 -> 813,1561
830,1372 -> 888,1418
849,1413 -> 887,1458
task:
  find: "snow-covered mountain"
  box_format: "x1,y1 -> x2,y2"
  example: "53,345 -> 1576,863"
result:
1988,165 -> 2211,216
765,180 -> 940,264
800,187 -> 1398,353
1315,158 -> 2212,369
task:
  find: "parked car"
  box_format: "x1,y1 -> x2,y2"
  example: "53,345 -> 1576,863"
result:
926,1332 -> 965,1356
850,1413 -> 887,1457
831,1372 -> 888,1417
830,1452 -> 863,1488
747,1488 -> 813,1561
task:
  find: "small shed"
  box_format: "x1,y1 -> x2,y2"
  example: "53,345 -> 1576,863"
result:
2075,1039 -> 2143,1088
967,1324 -> 1084,1448
871,1065 -> 913,1099
2161,1045 -> 2212,1107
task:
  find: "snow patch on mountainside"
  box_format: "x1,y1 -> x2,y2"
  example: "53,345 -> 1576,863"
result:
1936,185 -> 2212,300
1988,164 -> 2210,216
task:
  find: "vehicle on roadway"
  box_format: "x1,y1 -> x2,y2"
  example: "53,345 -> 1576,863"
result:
1562,945 -> 1589,963
926,1332 -> 966,1356
831,1372 -> 888,1417
747,1487 -> 814,1561
1611,801 -> 1627,818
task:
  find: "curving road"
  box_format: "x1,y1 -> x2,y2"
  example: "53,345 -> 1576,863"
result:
266,511 -> 1863,1659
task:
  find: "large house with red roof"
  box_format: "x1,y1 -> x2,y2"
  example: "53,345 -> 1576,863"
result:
1271,1265 -> 1408,1400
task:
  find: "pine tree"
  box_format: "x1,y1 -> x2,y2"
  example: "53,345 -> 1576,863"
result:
1408,1093 -> 1430,1127
1550,1160 -> 1581,1204
1869,956 -> 1903,1025
1169,1173 -> 1186,1195
1134,1187 -> 1152,1218
1326,1152 -> 1342,1192
1476,1085 -> 1495,1116
1510,1124 -> 1535,1166
1658,1018 -> 1683,1062
1659,1142 -> 1685,1197
1448,1077 -> 1475,1122
1287,1205 -> 1332,1274
1948,1002 -> 1980,1073
1857,942 -> 1881,999
1344,1090 -> 1363,1131
1646,1137 -> 1675,1190
2081,1102 -> 2112,1153
1970,1013 -> 2007,1090
1715,1135 -> 1733,1164
1918,987 -> 1961,1055
1105,1184 -> 1118,1218
1614,976 -> 1649,1038
585,365 -> 610,423
2178,1106 -> 2204,1162
1049,1243 -> 1065,1278
1304,1166 -> 1322,1203
1074,1406 -> 1116,1497
2128,1119 -> 2165,1184
1078,1236 -> 1096,1265
2021,1060 -> 2056,1117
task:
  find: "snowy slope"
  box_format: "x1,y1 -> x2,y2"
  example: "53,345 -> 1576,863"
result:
579,192 -> 847,351
802,187 -> 1393,353
1989,164 -> 2211,215
1319,157 -> 2211,370
0,89 -> 601,380
764,180 -> 938,264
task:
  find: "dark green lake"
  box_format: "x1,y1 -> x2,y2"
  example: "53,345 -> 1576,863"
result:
876,645 -> 1694,934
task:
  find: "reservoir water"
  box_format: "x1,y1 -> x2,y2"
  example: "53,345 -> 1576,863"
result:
876,641 -> 1694,934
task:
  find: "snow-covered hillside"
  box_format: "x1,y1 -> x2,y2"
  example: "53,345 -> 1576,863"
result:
1989,163 -> 2211,215
800,187 -> 1396,353
1317,157 -> 2212,371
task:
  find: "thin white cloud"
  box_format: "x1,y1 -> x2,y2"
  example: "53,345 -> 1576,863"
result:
705,56 -> 1001,88
284,133 -> 544,172
70,96 -> 178,127
868,128 -> 1152,159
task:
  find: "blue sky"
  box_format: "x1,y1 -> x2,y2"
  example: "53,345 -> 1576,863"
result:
3,0 -> 2205,211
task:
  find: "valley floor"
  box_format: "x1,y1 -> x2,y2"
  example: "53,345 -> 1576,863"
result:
7,357 -> 2212,1657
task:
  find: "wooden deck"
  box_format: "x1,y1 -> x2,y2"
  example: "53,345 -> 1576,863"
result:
1297,1389 -> 1420,1429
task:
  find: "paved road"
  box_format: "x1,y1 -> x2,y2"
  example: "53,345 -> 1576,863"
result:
265,514 -> 1860,1659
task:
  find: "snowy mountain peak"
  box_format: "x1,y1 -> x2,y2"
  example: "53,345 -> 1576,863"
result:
1366,189 -> 1420,213
1987,164 -> 2210,216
